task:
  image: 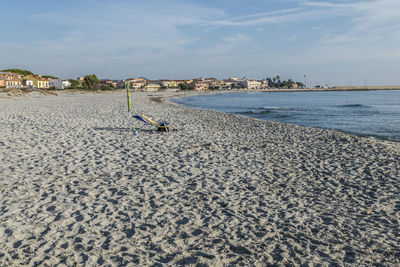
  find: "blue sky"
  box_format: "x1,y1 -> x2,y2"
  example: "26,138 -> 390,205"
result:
2,0 -> 400,86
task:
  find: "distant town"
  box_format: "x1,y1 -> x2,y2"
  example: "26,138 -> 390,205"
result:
0,69 -> 308,91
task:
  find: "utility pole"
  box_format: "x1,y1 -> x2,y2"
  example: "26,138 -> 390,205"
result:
304,74 -> 307,88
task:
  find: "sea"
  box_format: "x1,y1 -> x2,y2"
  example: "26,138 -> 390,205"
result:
173,90 -> 400,142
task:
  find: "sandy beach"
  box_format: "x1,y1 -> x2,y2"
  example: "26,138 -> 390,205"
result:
0,91 -> 399,266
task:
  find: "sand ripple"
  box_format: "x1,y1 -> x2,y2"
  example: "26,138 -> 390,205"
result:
0,92 -> 399,266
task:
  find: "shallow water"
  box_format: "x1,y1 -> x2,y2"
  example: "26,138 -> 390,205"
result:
173,90 -> 400,141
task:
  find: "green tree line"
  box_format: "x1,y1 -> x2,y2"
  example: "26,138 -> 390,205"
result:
68,74 -> 113,90
1,69 -> 34,76
266,75 -> 305,88
1,69 -> 59,79
67,74 -> 100,90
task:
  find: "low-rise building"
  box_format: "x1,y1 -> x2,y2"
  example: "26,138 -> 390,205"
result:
208,80 -> 226,90
49,79 -> 63,89
37,79 -> 49,89
190,81 -> 209,91
48,79 -> 71,89
77,77 -> 85,84
223,78 -> 245,89
223,81 -> 234,88
125,78 -> 147,89
100,79 -> 113,85
5,79 -> 22,88
99,80 -> 117,89
261,80 -> 269,88
23,80 -> 34,88
0,72 -> 23,88
24,75 -> 49,89
204,77 -> 217,83
143,82 -> 161,91
239,79 -> 262,89
130,81 -> 146,89
127,78 -> 146,83
0,71 -> 23,80
169,80 -> 178,87
160,80 -> 174,88
173,80 -> 192,86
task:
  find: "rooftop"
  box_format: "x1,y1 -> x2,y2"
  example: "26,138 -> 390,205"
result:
0,72 -> 19,76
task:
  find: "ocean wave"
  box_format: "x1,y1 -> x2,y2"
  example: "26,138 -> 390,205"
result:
336,104 -> 371,108
262,106 -> 287,111
238,109 -> 273,116
240,106 -> 288,115
272,114 -> 291,118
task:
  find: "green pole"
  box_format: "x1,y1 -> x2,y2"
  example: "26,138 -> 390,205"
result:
126,82 -> 132,113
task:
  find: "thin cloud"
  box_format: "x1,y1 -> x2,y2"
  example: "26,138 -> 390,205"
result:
203,8 -> 305,26
300,0 -> 356,8
2,0 -> 224,78
313,0 -> 400,45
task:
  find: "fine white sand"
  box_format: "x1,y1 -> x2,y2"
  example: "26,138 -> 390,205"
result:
0,91 -> 399,266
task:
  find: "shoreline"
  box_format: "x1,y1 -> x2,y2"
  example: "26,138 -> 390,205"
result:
0,91 -> 399,265
2,87 -> 399,143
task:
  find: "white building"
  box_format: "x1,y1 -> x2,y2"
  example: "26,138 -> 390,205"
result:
49,79 -> 71,89
23,80 -> 34,88
143,82 -> 161,91
130,81 -> 146,89
49,79 -> 62,89
160,80 -> 173,88
239,80 -> 262,89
